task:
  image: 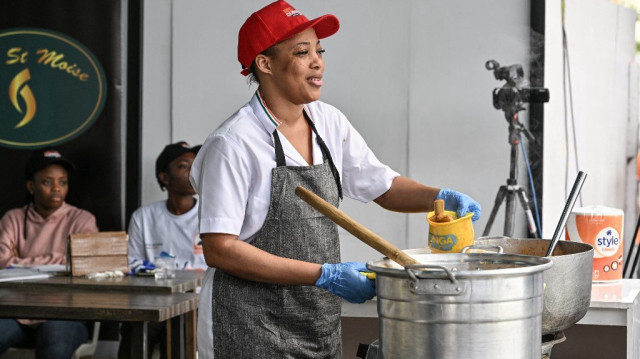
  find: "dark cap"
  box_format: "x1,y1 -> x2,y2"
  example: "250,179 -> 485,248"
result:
155,141 -> 201,187
25,148 -> 75,179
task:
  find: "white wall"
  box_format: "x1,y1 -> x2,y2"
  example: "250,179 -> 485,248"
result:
141,0 -> 638,262
140,0 -> 173,202
142,0 -> 535,261
543,0 -> 637,242
405,0 -> 532,249
168,0 -> 534,262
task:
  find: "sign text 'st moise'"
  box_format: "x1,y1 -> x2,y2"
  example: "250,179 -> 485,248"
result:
0,28 -> 107,149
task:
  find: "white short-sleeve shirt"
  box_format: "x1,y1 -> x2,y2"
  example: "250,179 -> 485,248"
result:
127,199 -> 206,270
190,90 -> 399,243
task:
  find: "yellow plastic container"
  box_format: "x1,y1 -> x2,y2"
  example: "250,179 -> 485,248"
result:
426,210 -> 475,253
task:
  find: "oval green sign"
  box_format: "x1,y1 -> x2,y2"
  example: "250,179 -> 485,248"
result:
0,28 -> 107,149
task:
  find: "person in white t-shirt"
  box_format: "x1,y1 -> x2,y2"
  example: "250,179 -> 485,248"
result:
119,141 -> 204,359
127,141 -> 205,270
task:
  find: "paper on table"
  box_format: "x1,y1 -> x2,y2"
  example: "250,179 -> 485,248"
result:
9,263 -> 67,272
30,264 -> 67,273
0,268 -> 52,282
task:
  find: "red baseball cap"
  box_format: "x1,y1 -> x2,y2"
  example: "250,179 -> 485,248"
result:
238,1 -> 340,76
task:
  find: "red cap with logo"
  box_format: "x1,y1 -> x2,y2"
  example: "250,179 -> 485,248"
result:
238,1 -> 340,76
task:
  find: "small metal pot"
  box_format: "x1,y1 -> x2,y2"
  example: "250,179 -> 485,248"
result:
470,237 -> 594,335
367,252 -> 552,359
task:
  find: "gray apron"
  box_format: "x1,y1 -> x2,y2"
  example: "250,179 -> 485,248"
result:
212,114 -> 344,359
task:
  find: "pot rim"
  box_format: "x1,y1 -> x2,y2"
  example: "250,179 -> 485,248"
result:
475,237 -> 594,257
367,252 -> 552,279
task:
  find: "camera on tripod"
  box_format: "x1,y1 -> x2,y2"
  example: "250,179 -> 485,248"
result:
482,59 -> 550,239
485,59 -> 549,115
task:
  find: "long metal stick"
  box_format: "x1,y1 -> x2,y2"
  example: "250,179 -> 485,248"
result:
546,171 -> 587,257
623,215 -> 640,278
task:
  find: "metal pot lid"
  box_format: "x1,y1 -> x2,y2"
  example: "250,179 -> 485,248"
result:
366,251 -> 552,279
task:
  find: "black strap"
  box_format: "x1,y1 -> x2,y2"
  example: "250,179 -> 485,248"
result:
273,128 -> 287,167
306,116 -> 343,200
272,112 -> 343,199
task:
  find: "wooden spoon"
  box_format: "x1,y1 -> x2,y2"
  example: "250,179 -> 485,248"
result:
295,186 -> 419,267
432,199 -> 453,223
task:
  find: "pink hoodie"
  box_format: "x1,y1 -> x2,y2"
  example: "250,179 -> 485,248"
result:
0,202 -> 98,268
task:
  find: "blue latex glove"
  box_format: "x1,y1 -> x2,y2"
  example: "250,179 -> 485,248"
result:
315,262 -> 376,304
128,259 -> 155,275
436,188 -> 482,223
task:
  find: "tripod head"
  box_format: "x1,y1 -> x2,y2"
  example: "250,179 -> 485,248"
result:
486,59 -> 550,143
485,59 -> 550,120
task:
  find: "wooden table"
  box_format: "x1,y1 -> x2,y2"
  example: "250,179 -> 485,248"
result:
0,269 -> 204,293
0,270 -> 204,359
0,287 -> 197,322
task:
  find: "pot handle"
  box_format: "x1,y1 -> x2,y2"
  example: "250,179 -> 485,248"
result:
405,264 -> 467,296
461,244 -> 504,254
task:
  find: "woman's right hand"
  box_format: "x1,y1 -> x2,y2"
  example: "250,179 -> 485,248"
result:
437,188 -> 482,222
315,262 -> 376,303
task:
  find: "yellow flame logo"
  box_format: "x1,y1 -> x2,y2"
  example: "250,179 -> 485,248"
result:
8,68 -> 37,128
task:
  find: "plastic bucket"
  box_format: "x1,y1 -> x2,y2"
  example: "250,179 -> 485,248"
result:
566,206 -> 624,281
427,210 -> 474,253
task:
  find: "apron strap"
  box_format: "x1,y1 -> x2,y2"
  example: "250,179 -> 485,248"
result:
272,113 -> 343,200
273,128 -> 287,167
305,114 -> 343,200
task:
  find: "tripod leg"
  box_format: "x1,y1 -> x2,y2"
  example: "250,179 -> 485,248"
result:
482,186 -> 507,237
516,186 -> 539,238
504,186 -> 517,237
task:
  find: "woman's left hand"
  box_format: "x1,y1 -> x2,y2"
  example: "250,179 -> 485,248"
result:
315,262 -> 376,303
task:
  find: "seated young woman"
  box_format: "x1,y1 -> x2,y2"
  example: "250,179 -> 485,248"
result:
0,147 -> 98,359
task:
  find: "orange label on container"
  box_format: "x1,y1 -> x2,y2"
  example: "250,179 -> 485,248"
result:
566,207 -> 623,281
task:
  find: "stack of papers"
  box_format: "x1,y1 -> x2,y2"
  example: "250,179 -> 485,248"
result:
0,268 -> 53,282
21,264 -> 67,273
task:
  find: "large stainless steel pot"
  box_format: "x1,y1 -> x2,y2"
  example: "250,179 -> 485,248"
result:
471,237 -> 594,335
367,252 -> 552,359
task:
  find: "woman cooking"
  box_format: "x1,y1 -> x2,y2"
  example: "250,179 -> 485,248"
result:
190,1 -> 481,358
